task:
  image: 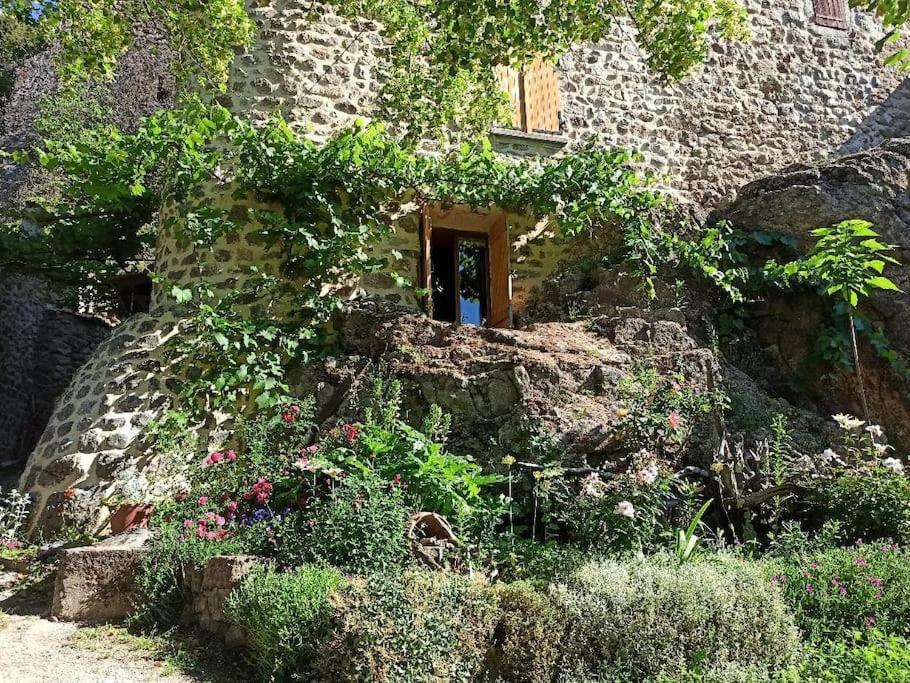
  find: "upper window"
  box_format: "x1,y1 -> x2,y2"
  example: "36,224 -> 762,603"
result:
812,0 -> 850,29
494,60 -> 563,135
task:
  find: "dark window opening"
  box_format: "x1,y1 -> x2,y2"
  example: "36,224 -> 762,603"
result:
430,230 -> 489,327
110,272 -> 153,318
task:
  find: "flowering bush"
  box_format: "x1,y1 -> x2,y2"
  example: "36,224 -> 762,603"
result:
615,361 -> 728,460
769,543 -> 910,641
551,456 -> 674,554
554,555 -> 800,680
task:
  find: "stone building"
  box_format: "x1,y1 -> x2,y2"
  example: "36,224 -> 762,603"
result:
15,0 -> 910,531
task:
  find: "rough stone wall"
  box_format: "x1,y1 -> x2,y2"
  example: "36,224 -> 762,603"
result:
19,0 -> 910,532
223,1 -> 907,208
0,272 -> 111,474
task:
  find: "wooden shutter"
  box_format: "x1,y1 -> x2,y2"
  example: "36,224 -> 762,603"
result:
494,65 -> 524,129
813,0 -> 849,29
522,59 -> 560,133
487,218 -> 511,329
419,207 -> 433,316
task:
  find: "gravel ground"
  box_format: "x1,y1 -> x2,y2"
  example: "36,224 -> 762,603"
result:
0,571 -> 209,683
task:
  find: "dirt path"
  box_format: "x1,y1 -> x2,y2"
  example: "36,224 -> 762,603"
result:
0,571 -> 234,683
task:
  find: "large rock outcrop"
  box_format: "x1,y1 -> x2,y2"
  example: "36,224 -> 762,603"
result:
715,139 -> 910,444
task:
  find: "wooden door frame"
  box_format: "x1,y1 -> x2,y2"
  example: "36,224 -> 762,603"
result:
419,205 -> 512,328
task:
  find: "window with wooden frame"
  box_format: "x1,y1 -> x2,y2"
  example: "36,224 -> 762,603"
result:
494,59 -> 562,135
812,0 -> 850,29
419,206 -> 512,329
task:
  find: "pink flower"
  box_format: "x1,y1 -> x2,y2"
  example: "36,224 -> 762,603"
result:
197,496 -> 209,506
806,584 -> 814,594
668,411 -> 681,430
225,450 -> 237,462
343,423 -> 360,444
246,479 -> 273,506
865,616 -> 877,629
226,501 -> 238,514
282,405 -> 301,424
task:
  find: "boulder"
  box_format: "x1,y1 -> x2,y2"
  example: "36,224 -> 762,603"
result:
714,138 -> 910,445
51,528 -> 150,623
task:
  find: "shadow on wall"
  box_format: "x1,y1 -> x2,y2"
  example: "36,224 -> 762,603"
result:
0,271 -> 111,478
839,77 -> 910,156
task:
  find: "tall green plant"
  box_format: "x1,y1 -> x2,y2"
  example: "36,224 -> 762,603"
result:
777,220 -> 901,421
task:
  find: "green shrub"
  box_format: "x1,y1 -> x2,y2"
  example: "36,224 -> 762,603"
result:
474,536 -> 586,585
275,474 -> 412,574
130,522 -> 254,631
316,569 -> 496,682
224,565 -> 343,683
789,631 -> 910,682
815,469 -> 910,544
481,581 -> 565,683
554,555 -> 800,681
770,543 -> 910,641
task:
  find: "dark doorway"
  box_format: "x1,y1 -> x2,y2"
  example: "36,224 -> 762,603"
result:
430,230 -> 489,326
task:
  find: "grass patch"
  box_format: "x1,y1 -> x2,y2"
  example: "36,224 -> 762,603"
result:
67,624 -> 249,682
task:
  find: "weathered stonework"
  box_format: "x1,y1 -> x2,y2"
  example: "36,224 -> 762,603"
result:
0,273 -> 111,475
184,555 -> 262,646
221,1 -> 908,207
17,0 -> 910,532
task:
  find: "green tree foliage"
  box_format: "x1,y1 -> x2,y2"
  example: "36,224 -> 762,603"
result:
770,220 -> 901,419
0,102 -> 231,292
23,0 -> 748,141
854,0 -> 910,69
23,0 -> 253,92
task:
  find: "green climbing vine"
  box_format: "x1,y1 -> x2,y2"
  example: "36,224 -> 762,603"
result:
3,102 -> 905,417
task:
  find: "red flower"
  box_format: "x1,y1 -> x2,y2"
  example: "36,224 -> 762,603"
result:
343,423 -> 360,444
63,488 -> 76,500
282,405 -> 301,424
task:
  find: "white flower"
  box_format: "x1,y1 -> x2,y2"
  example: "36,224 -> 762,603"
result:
882,458 -> 905,474
874,442 -> 894,456
581,473 -> 606,498
833,414 -> 865,432
636,463 -> 659,486
614,500 -> 635,519
866,424 -> 885,440
819,448 -> 840,464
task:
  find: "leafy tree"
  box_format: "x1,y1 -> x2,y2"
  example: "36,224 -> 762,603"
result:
854,0 -> 910,69
22,0 -> 748,141
776,220 -> 901,421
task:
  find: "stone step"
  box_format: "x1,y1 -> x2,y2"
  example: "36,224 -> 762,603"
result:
51,528 -> 150,623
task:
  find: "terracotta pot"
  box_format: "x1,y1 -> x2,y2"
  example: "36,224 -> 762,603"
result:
110,504 -> 154,535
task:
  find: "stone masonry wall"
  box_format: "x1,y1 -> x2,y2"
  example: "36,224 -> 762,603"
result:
18,0 -> 910,532
222,0 -> 907,208
0,272 -> 111,476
